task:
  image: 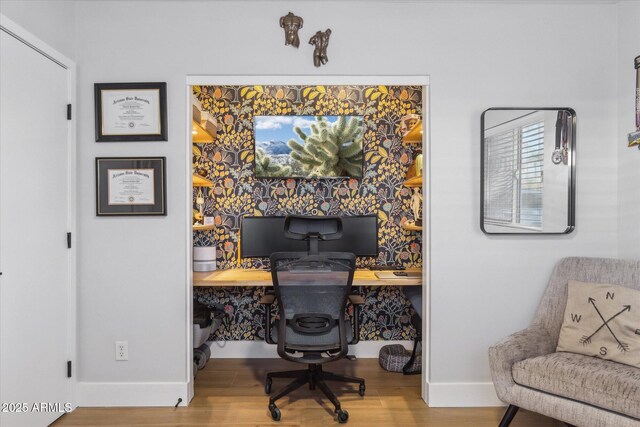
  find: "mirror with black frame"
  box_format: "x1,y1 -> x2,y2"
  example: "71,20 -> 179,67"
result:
481,108 -> 576,234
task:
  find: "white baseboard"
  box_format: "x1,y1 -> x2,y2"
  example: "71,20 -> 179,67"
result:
426,381 -> 504,407
75,354 -> 500,408
76,381 -> 188,407
207,340 -> 413,358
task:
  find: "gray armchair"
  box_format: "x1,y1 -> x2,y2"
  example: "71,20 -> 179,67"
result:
489,257 -> 640,427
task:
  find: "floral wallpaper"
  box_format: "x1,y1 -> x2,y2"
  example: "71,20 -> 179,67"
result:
193,85 -> 423,341
194,285 -> 416,341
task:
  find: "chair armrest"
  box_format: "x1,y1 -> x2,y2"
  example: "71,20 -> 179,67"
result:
259,292 -> 276,344
488,324 -> 555,401
260,294 -> 275,305
348,295 -> 364,305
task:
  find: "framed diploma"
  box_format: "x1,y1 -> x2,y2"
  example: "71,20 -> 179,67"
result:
96,157 -> 167,216
94,82 -> 168,142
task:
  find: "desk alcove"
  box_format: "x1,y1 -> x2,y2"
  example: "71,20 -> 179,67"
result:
187,76 -> 429,409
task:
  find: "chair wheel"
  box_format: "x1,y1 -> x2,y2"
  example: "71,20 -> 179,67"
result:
265,377 -> 272,394
337,409 -> 349,423
359,383 -> 365,396
269,403 -> 281,421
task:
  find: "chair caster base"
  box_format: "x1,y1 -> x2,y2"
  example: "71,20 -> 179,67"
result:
266,365 -> 363,423
336,409 -> 349,423
268,403 -> 281,421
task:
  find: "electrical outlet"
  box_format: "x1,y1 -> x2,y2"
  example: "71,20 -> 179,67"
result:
115,341 -> 128,361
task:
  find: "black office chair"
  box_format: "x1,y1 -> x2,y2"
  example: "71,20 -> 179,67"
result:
260,216 -> 365,423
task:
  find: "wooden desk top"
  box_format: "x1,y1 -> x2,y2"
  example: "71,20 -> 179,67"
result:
193,268 -> 422,287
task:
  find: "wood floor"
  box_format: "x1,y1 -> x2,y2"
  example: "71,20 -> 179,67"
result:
53,358 -> 563,426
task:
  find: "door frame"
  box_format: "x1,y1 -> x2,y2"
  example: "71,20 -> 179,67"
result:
0,14 -> 78,411
184,75 -> 430,404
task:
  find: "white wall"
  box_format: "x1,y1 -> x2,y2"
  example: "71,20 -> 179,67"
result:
617,1 -> 640,258
0,0 -> 75,60
67,0 -> 620,406
426,1 -> 618,388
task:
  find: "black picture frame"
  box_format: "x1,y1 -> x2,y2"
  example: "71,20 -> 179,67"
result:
252,115 -> 365,180
480,107 -> 576,235
96,157 -> 167,216
94,82 -> 168,142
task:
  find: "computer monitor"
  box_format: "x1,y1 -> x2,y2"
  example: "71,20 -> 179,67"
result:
240,215 -> 378,258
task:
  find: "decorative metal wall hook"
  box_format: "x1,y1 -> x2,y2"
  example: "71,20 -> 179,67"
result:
552,111 -> 571,165
309,29 -> 331,67
279,12 -> 303,48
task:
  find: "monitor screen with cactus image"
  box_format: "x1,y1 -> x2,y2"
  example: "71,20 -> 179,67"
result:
254,115 -> 364,179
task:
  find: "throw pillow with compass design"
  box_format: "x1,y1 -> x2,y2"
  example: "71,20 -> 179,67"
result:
557,280 -> 640,368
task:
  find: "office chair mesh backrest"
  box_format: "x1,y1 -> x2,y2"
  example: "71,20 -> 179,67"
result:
270,252 -> 355,357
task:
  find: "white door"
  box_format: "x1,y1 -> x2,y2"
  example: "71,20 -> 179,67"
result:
0,29 -> 72,427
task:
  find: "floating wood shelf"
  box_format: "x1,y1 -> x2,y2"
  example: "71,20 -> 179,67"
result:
402,222 -> 423,232
192,103 -> 217,144
403,175 -> 423,187
193,224 -> 215,231
403,120 -> 423,144
193,174 -> 213,187
192,120 -> 216,144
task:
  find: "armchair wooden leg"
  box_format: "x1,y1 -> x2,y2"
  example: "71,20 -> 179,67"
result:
499,405 -> 519,427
